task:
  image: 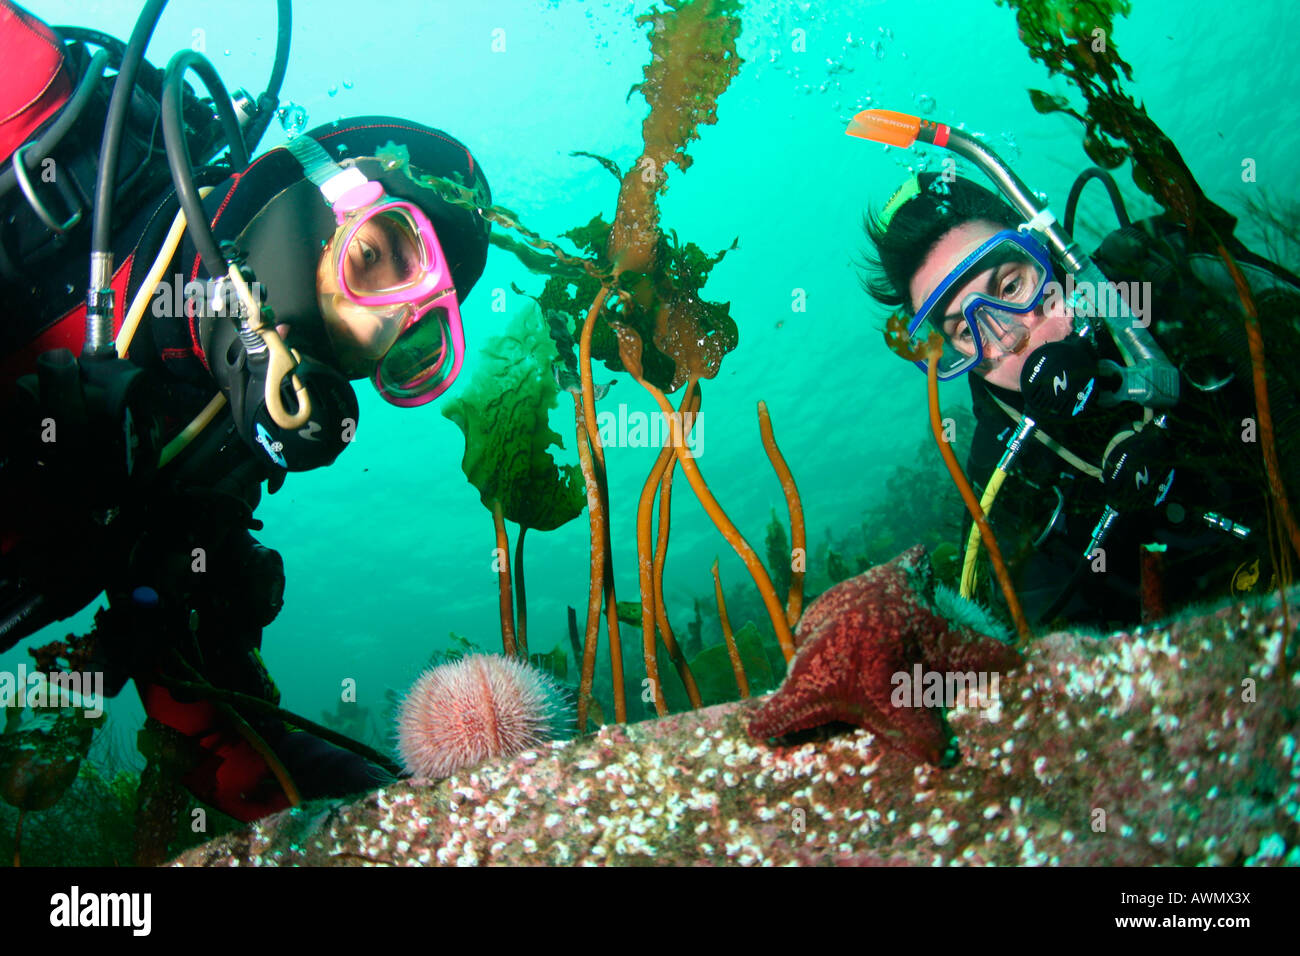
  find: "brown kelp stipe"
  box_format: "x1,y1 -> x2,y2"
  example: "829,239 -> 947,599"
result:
757,400 -> 806,629
1214,241 -> 1295,685
635,383 -> 703,716
676,429 -> 796,662
577,286 -> 627,722
652,434 -> 679,657
613,323 -> 798,662
514,527 -> 529,659
652,381 -> 702,710
925,345 -> 1032,648
579,287 -> 614,471
492,499 -> 518,658
1215,242 -> 1300,562
572,396 -> 608,732
637,444 -> 672,716
711,559 -> 750,698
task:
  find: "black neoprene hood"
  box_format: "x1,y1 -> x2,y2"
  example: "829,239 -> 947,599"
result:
215,115 -> 491,365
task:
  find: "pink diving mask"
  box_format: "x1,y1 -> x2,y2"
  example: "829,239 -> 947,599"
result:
288,134 -> 464,407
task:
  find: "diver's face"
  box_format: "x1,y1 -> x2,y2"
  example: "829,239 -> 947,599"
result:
909,220 -> 1072,391
316,217 -> 420,378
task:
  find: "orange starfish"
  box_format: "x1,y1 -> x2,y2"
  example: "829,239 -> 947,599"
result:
747,546 -> 1024,766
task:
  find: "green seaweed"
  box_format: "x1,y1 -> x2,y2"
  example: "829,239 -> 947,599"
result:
1,706 -> 98,813
689,621 -> 777,705
825,549 -> 850,585
529,645 -> 569,682
764,508 -> 793,598
401,1 -> 745,395
616,601 -> 645,626
0,762 -> 142,866
442,304 -> 586,533
997,0 -> 1236,234
536,220 -> 739,393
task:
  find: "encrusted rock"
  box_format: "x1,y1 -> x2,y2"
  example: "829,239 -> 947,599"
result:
173,594 -> 1300,866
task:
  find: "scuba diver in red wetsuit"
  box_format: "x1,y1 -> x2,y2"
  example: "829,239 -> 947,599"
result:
0,1 -> 491,821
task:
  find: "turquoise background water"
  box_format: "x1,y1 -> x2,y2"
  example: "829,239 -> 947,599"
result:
5,0 -> 1298,765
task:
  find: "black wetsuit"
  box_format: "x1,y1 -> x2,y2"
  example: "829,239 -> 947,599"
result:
964,216 -> 1300,629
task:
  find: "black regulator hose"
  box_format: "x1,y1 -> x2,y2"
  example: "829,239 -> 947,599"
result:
1064,167 -> 1132,237
85,0 -> 168,357
84,0 -> 292,354
243,0 -> 294,155
161,50 -> 250,277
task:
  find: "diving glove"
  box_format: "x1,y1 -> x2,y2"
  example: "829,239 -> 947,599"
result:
6,348 -> 163,506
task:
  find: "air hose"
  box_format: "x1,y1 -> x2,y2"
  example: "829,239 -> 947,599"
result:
85,0 -> 292,356
1064,166 -> 1132,237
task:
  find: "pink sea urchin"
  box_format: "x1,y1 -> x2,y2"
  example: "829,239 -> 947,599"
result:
396,654 -> 563,779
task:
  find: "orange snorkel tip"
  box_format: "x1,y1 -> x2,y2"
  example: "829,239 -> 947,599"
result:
846,108 -> 950,149
845,109 -> 921,147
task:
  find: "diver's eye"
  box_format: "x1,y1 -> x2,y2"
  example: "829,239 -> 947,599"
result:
998,262 -> 1039,302
348,237 -> 382,273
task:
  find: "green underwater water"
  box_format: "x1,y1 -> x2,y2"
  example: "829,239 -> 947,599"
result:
2,0 -> 1298,862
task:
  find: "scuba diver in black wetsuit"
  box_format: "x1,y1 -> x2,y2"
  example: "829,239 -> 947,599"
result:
850,110 -> 1300,630
0,2 -> 491,821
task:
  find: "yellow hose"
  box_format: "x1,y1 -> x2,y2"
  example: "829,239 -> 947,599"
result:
960,468 -> 1008,598
117,187 -> 214,358
115,187 -> 305,465
157,392 -> 228,468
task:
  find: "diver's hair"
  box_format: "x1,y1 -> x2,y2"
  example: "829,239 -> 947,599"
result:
860,172 -> 1022,315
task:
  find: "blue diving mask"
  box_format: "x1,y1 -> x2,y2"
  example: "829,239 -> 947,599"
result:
905,228 -> 1055,380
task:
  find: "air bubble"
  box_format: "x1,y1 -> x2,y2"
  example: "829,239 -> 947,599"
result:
342,78 -> 354,90
916,93 -> 936,114
276,103 -> 308,138
328,84 -> 339,97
